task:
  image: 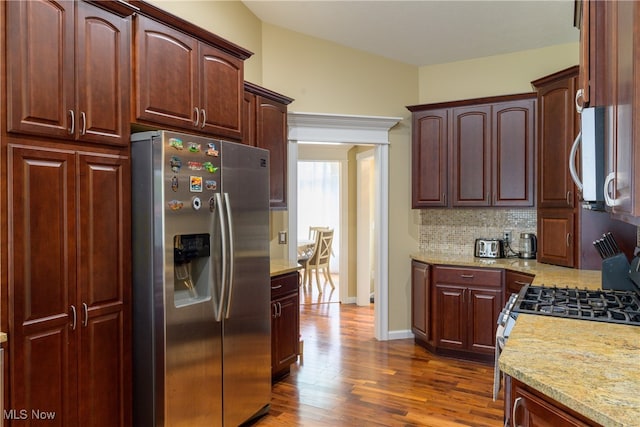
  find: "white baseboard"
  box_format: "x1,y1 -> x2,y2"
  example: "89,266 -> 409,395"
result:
387,329 -> 414,340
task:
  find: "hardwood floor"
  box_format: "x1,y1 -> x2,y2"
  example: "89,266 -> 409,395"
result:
252,300 -> 505,426
300,272 -> 340,304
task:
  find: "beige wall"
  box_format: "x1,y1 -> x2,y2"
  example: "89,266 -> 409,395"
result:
258,24 -> 419,332
418,43 -> 579,103
140,1 -> 581,335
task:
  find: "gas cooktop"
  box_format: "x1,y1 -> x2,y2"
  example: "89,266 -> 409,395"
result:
513,284 -> 640,326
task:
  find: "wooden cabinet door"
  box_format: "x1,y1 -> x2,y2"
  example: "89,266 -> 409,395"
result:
242,91 -> 257,146
452,105 -> 491,206
272,292 -> 300,374
511,379 -> 592,427
504,270 -> 534,301
467,287 -> 502,355
411,261 -> 429,343
536,74 -> 577,209
411,109 -> 449,207
77,154 -> 131,427
434,284 -> 465,351
604,0 -> 640,221
538,209 -> 575,267
6,0 -> 75,139
8,145 -> 78,425
199,43 -> 243,139
76,2 -> 130,146
134,15 -> 199,130
256,96 -> 288,209
492,99 -> 535,206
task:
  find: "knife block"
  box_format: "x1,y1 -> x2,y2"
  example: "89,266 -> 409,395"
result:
601,253 -> 636,291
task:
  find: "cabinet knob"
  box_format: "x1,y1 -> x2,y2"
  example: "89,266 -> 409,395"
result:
566,233 -> 571,247
194,107 -> 200,127
566,190 -> 572,206
201,109 -> 207,129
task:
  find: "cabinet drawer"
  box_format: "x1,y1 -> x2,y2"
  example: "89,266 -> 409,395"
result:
433,265 -> 502,287
505,270 -> 534,296
271,272 -> 299,298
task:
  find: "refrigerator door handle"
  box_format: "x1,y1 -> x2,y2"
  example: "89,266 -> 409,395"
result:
223,192 -> 235,319
214,193 -> 228,322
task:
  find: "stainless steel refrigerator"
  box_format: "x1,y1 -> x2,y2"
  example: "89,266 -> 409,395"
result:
131,131 -> 271,426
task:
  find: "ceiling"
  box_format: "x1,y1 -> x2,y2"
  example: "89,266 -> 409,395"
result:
241,1 -> 580,67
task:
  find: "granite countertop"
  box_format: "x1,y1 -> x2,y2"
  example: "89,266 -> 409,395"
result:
412,251 -> 640,425
499,314 -> 640,426
410,251 -> 602,289
270,258 -> 302,277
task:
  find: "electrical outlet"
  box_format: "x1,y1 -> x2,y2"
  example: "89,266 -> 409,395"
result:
503,230 -> 512,243
278,231 -> 287,244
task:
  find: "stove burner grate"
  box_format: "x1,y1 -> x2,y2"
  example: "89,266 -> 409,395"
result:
515,285 -> 640,326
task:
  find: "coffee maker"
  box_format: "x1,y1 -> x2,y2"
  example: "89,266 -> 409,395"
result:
518,233 -> 537,259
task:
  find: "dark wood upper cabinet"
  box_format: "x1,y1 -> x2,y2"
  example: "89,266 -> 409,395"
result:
408,93 -> 536,209
244,83 -> 294,210
134,14 -> 245,140
6,0 -> 131,146
602,0 -> 640,224
493,99 -> 536,206
452,105 -> 491,206
134,15 -> 198,131
411,109 -> 449,207
576,0 -> 606,109
532,68 -> 578,209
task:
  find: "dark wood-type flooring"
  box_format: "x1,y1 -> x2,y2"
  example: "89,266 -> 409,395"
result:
252,280 -> 505,427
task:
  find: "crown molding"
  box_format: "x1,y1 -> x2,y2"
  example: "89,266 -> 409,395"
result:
288,112 -> 401,144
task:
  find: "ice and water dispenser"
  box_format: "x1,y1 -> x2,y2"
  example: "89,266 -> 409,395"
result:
173,233 -> 211,305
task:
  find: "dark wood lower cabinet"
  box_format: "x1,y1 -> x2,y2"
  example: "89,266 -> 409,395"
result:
411,260 -> 430,345
506,377 -> 600,427
411,262 -> 503,362
504,271 -> 534,302
7,141 -> 131,426
271,272 -> 300,380
433,266 -> 503,359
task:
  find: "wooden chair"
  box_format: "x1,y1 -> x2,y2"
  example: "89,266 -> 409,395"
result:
304,228 -> 335,293
297,226 -> 329,282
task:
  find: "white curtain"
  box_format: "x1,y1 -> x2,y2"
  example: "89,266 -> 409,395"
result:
297,161 -> 340,272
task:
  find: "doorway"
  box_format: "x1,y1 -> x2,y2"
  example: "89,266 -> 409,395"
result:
297,158 -> 342,303
287,112 -> 401,340
356,150 -> 376,306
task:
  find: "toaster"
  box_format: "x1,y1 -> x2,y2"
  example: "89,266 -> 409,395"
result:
474,238 -> 505,258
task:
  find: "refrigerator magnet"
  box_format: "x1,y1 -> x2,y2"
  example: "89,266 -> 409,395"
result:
190,176 -> 203,192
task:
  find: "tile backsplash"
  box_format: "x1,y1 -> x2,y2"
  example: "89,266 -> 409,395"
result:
419,208 -> 537,256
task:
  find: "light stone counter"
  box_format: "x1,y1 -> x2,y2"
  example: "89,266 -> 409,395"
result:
412,251 -> 640,425
499,314 -> 640,427
270,258 -> 302,277
0,332 -> 6,343
410,252 -> 602,289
